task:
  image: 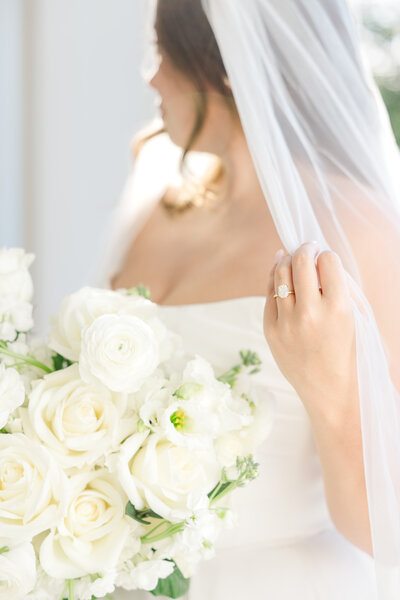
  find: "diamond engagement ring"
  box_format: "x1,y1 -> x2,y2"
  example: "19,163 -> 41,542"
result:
273,284 -> 295,299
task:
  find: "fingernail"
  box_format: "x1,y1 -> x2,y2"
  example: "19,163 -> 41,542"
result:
274,249 -> 285,265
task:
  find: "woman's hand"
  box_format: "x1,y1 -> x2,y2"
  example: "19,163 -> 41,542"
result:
263,241 -> 358,424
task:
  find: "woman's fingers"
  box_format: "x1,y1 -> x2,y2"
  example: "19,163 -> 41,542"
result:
317,251 -> 349,303
265,248 -> 286,323
291,242 -> 321,311
265,263 -> 278,322
274,254 -> 295,318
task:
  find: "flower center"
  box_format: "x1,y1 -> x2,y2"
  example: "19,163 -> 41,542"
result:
63,400 -> 101,434
170,408 -> 187,431
72,493 -> 107,527
0,459 -> 23,487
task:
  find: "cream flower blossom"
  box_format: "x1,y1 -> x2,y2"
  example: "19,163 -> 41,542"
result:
26,364 -> 136,469
79,314 -> 161,393
48,286 -> 178,363
115,557 -> 174,592
0,364 -> 25,429
117,432 -> 221,523
40,470 -> 131,579
0,433 -> 67,545
0,248 -> 34,340
0,543 -> 36,600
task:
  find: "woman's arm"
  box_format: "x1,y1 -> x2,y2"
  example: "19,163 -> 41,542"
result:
264,227 -> 400,556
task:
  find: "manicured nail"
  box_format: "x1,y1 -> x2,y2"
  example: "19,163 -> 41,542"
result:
274,249 -> 285,265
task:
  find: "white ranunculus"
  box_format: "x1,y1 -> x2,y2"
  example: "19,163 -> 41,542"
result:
79,314 -> 161,393
26,364 -> 135,469
0,433 -> 67,545
0,364 -> 25,429
0,248 -> 34,302
0,543 -> 36,600
117,432 -> 221,523
116,558 -> 175,592
48,286 -> 180,363
40,470 -> 131,579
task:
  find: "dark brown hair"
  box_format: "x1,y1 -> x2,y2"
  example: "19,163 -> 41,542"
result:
134,0 -> 237,214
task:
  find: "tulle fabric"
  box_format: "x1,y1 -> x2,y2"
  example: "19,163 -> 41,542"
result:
199,1 -> 400,597
99,0 -> 400,596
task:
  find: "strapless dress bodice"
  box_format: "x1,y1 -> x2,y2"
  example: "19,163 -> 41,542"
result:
112,295 -> 376,600
157,295 -> 334,550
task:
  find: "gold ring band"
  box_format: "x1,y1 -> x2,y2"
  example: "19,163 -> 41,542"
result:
274,284 -> 295,299
273,291 -> 295,298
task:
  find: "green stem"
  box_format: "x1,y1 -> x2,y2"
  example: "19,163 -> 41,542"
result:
141,521 -> 185,544
142,519 -> 168,540
4,361 -> 26,369
61,581 -> 68,600
210,482 -> 236,505
0,344 -> 52,374
210,474 -> 247,506
67,579 -> 74,600
208,480 -> 225,503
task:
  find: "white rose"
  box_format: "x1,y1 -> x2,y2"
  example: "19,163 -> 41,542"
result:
0,543 -> 36,600
40,470 -> 131,579
117,432 -> 221,522
0,433 -> 67,545
116,557 -> 175,592
26,364 -> 135,469
79,314 -> 161,393
0,364 -> 25,429
0,248 -> 34,302
48,286 -> 177,362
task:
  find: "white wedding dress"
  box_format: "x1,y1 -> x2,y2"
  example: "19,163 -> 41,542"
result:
99,133 -> 378,600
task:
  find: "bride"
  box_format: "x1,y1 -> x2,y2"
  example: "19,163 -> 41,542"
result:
100,0 -> 400,598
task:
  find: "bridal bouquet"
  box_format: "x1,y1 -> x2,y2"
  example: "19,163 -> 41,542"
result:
0,248 -> 275,600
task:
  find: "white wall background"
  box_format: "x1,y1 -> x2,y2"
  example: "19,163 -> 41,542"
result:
0,0 -> 25,248
1,0 -> 394,335
1,0 -> 156,334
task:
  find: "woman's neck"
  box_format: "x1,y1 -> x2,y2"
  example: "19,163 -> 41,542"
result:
217,127 -> 266,216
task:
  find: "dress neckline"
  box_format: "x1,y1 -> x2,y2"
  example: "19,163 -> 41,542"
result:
158,295 -> 266,309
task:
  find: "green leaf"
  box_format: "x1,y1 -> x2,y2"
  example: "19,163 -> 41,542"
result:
52,353 -> 73,372
150,561 -> 190,599
126,284 -> 152,299
125,501 -> 162,525
240,349 -> 261,367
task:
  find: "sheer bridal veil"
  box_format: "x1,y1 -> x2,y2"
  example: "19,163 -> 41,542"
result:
199,0 -> 400,597
102,1 -> 400,596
